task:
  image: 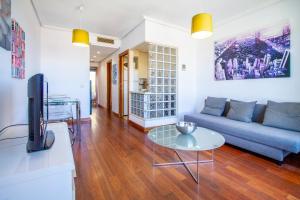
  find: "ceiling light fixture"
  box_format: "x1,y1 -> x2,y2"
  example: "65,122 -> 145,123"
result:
72,5 -> 89,47
93,55 -> 96,58
97,51 -> 100,54
191,13 -> 213,39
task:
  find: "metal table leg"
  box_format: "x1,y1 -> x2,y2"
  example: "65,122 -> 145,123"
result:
76,101 -> 81,142
153,147 -> 214,184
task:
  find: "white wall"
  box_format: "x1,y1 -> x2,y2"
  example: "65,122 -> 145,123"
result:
0,0 -> 41,128
96,59 -> 108,108
40,27 -> 90,118
131,50 -> 148,92
132,50 -> 148,78
145,19 -> 199,119
196,0 -> 300,111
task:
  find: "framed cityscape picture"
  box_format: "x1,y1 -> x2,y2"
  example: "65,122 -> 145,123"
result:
11,19 -> 25,79
214,21 -> 290,81
0,0 -> 11,51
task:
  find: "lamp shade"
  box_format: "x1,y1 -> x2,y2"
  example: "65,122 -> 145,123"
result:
72,29 -> 89,47
191,13 -> 213,39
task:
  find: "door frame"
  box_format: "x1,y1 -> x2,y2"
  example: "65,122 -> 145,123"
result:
118,50 -> 129,117
106,60 -> 112,112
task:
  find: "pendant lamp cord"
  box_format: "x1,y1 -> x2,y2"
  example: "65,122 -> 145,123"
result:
78,0 -> 85,29
79,6 -> 83,29
79,9 -> 82,29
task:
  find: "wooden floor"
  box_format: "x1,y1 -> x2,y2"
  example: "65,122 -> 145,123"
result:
73,107 -> 300,200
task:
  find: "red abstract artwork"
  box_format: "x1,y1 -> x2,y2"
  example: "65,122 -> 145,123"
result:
11,19 -> 25,79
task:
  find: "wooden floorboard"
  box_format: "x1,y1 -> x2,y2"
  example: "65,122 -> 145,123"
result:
73,107 -> 300,200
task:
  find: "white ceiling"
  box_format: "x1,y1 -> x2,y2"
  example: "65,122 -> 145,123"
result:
32,0 -> 279,38
90,45 -> 116,63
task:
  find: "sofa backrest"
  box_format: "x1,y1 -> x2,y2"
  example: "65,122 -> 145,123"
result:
223,102 -> 266,123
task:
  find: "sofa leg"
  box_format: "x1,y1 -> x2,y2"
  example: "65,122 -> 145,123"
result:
276,160 -> 283,166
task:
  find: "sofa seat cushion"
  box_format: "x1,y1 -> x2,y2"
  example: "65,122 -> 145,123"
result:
184,113 -> 300,153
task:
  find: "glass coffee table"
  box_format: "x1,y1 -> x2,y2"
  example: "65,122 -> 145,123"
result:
147,125 -> 225,183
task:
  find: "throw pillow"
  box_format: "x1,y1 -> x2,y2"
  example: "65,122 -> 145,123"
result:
226,100 -> 257,123
263,101 -> 300,132
201,97 -> 227,116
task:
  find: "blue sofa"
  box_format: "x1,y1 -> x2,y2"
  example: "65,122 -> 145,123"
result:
184,103 -> 300,162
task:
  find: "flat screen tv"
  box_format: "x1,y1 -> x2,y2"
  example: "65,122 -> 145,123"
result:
27,73 -> 55,153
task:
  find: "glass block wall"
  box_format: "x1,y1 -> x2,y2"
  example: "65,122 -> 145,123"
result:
130,44 -> 177,119
131,44 -> 177,119
131,92 -> 148,118
148,44 -> 177,118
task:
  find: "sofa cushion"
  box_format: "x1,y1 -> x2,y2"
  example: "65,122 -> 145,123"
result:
184,113 -> 300,153
226,100 -> 257,122
223,102 -> 266,123
201,97 -> 227,116
263,101 -> 300,132
252,104 -> 266,123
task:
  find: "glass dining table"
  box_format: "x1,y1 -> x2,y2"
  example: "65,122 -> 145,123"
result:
44,97 -> 81,141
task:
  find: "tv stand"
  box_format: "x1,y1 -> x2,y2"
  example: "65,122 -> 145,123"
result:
44,130 -> 55,149
0,123 -> 75,200
26,129 -> 55,153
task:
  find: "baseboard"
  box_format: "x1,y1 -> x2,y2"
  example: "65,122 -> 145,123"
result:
144,127 -> 154,132
128,120 -> 154,133
98,104 -> 105,108
80,117 -> 91,123
65,117 -> 90,125
112,112 -> 119,117
128,120 -> 145,132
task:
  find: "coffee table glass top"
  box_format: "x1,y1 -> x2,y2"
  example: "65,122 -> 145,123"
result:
148,125 -> 225,151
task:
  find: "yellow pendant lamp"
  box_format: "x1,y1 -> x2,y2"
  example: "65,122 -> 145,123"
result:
72,5 -> 89,47
191,13 -> 213,39
72,29 -> 89,47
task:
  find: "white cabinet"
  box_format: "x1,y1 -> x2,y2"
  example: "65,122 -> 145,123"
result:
0,123 -> 76,200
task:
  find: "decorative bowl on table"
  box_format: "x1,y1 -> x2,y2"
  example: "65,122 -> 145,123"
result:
176,121 -> 197,134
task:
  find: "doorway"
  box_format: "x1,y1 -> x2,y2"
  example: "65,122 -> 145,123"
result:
107,60 -> 112,112
119,50 -> 129,118
89,70 -> 97,114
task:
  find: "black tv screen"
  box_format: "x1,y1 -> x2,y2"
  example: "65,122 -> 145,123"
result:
27,73 -> 54,152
